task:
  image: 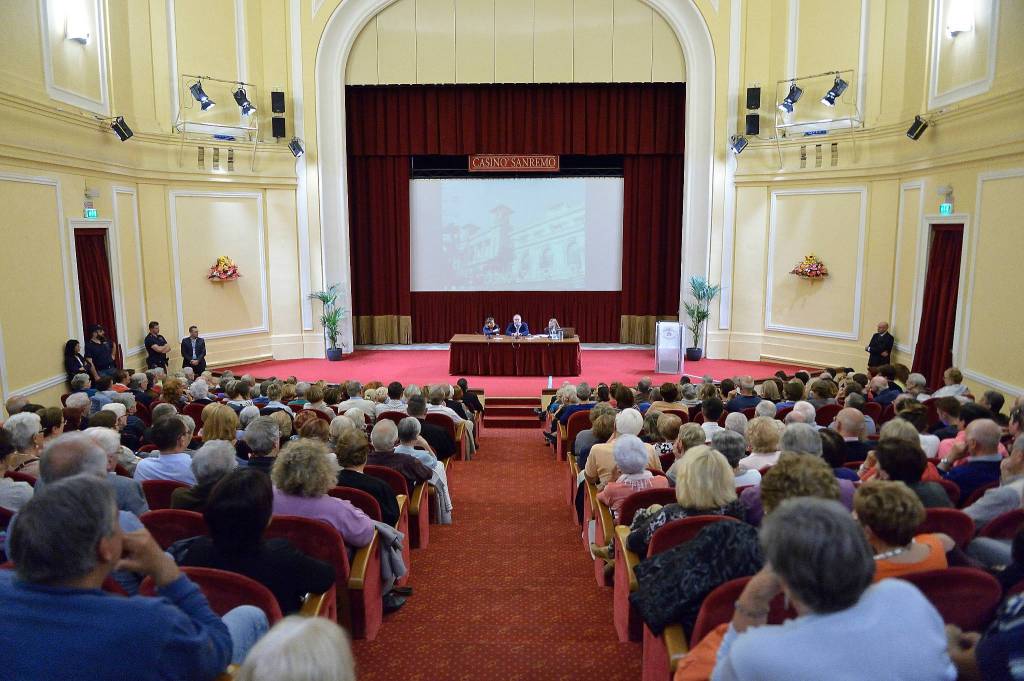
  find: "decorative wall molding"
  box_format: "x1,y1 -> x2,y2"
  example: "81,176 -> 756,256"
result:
928,0 -> 1000,110
890,180 -> 925,354
166,0 -> 249,136
718,0 -> 743,331
37,0 -> 111,115
66,218 -> 129,355
112,186 -> 149,349
764,186 -> 867,341
785,0 -> 869,124
166,190 -> 269,343
963,369 -> 1023,398
290,0 -> 315,331
959,167 -> 1024,382
316,0 -> 716,351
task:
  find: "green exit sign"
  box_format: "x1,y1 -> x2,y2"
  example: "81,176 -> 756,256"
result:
939,202 -> 953,215
84,208 -> 98,219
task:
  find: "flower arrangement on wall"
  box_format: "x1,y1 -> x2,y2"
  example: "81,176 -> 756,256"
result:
208,255 -> 241,281
790,254 -> 829,280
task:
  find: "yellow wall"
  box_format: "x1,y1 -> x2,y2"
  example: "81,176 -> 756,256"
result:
345,0 -> 687,84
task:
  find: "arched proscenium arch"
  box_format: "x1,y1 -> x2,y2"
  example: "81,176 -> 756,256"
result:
314,0 -> 716,351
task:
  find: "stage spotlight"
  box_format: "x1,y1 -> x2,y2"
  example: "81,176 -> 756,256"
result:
820,77 -> 848,107
906,115 -> 929,141
778,84 -> 803,113
110,116 -> 133,141
728,135 -> 748,155
233,87 -> 256,116
288,137 -> 304,158
189,82 -> 215,111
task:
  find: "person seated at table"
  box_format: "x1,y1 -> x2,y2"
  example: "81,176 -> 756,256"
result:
505,314 -> 529,336
545,318 -> 561,337
482,316 -> 500,337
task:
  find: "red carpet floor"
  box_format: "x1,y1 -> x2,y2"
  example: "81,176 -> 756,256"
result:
224,350 -> 813,397
351,427 -> 641,680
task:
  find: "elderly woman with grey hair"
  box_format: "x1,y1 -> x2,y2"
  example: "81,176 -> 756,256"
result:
596,434 -> 670,518
711,497 -> 954,681
724,412 -> 748,438
243,417 -> 281,474
3,412 -> 44,477
235,616 -> 355,681
713,429 -> 761,488
188,380 -> 212,405
83,427 -> 147,514
170,440 -> 238,511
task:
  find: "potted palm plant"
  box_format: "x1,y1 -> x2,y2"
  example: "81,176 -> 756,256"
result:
683,275 -> 721,362
308,284 -> 348,361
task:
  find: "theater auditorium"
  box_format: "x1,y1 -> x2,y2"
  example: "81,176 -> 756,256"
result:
0,0 -> 1022,679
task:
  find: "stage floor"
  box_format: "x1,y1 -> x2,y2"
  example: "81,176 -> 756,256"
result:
222,349 -> 814,397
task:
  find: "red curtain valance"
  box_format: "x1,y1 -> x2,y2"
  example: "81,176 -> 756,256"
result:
346,82 -> 686,157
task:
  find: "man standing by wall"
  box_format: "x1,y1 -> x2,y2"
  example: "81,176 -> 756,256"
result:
181,325 -> 207,374
84,325 -> 118,378
865,321 -> 894,370
144,322 -> 171,371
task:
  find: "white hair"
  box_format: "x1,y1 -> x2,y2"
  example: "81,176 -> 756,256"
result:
755,400 -> 777,418
4,412 -> 42,450
724,412 -> 748,437
295,382 -> 310,397
403,384 -> 422,400
188,380 -> 209,400
239,405 -> 261,427
612,434 -> 649,474
370,419 -> 398,451
907,373 -> 927,389
101,403 -> 126,419
83,426 -> 122,462
234,616 -> 355,681
344,408 -> 365,428
191,440 -> 238,485
178,414 -> 196,438
66,392 -> 91,410
614,408 -> 644,436
792,400 -> 817,423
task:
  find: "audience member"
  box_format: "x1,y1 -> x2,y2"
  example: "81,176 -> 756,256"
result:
725,377 -> 761,413
0,430 -> 33,511
714,430 -> 761,488
179,468 -> 335,615
336,429 -> 400,527
712,498 -> 954,681
854,480 -> 953,581
3,412 -> 43,477
962,434 -> 1024,529
234,615 -> 356,681
776,381 -> 804,409
84,427 -> 148,516
930,367 -> 969,399
724,412 -> 748,439
337,381 -> 375,420
754,399 -> 777,419
243,417 -> 281,473
701,398 -> 725,440
872,438 -> 952,508
757,380 -> 781,403
937,419 -> 1004,501
170,440 -> 238,511
819,429 -> 859,482
584,409 -> 662,488
367,419 -> 433,491
133,417 -> 196,484
394,417 -> 439,468
906,372 -> 931,401
626,445 -> 744,557
406,395 -> 457,460
832,407 -> 871,462
201,404 -> 240,444
595,434 -> 670,518
737,417 -> 784,470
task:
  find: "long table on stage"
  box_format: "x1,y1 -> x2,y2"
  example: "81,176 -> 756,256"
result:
448,334 -> 582,376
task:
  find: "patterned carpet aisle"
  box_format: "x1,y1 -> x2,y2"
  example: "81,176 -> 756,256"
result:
352,427 -> 641,680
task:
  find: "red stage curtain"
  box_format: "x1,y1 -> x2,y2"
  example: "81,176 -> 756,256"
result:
345,83 -> 686,343
912,224 -> 963,385
74,229 -> 118,344
410,291 -> 621,343
346,83 -> 685,156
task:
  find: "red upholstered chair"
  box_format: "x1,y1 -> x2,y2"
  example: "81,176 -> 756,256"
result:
140,509 -> 207,549
378,411 -> 405,426
4,470 -> 36,487
648,516 -> 741,557
617,488 -> 679,527
309,408 -> 333,424
878,403 -> 896,425
114,463 -> 132,477
424,412 -> 465,461
687,405 -> 702,421
563,410 -> 591,460
183,402 -> 206,428
265,515 -> 379,636
141,566 -> 283,625
141,479 -> 189,511
960,480 -> 1000,509
60,393 -> 70,406
775,406 -> 793,421
979,509 -> 1024,540
815,403 -> 841,426
688,576 -> 796,648
658,451 -> 675,471
330,486 -> 409,586
138,444 -> 157,454
663,409 -> 689,424
589,481 -> 615,587
916,508 -> 976,550
134,402 -> 151,426
692,412 -> 704,424
899,567 -> 1002,631
862,402 -> 882,422
937,479 -> 961,506
364,464 -> 425,549
843,460 -> 864,470
923,398 -> 941,428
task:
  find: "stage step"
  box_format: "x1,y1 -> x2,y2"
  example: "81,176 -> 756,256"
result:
485,396 -> 541,407
482,415 -> 543,429
485,405 -> 539,418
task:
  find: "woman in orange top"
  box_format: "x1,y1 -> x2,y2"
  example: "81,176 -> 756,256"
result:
853,480 -> 954,581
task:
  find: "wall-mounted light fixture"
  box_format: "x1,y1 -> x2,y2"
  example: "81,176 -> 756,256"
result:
946,0 -> 974,36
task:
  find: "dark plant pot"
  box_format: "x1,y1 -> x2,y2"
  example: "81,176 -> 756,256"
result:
685,347 -> 703,362
326,348 -> 344,362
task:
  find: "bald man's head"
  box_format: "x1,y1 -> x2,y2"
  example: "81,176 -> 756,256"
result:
965,419 -> 1002,456
834,408 -> 865,439
38,432 -> 108,484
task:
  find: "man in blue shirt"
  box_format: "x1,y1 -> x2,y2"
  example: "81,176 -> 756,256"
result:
133,416 -> 197,485
725,376 -> 762,413
0,474 -> 265,679
938,419 -> 1004,502
505,314 -> 530,336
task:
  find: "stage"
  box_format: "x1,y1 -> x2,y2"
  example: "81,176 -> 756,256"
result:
222,348 -> 813,397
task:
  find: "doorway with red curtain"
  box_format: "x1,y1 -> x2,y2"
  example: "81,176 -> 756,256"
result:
911,223 -> 964,388
74,228 -> 119,362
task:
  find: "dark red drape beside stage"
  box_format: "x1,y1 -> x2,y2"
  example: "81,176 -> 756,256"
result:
74,228 -> 118,344
345,82 -> 685,344
912,224 -> 964,386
